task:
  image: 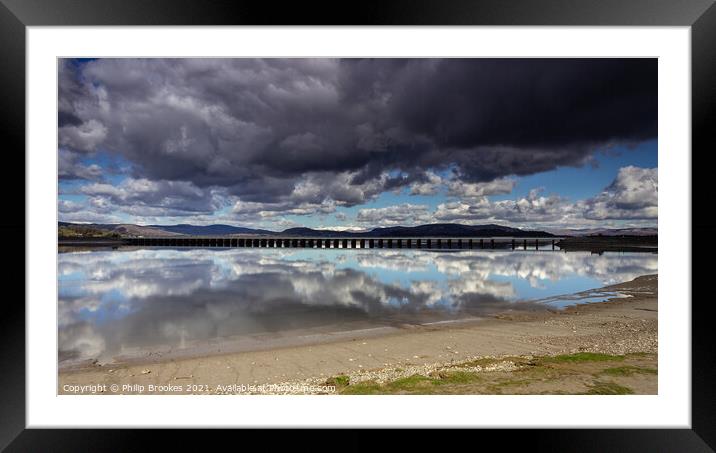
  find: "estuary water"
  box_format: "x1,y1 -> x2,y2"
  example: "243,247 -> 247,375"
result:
58,247 -> 657,367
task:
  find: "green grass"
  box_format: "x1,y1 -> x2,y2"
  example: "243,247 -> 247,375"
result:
330,352 -> 654,395
384,375 -> 434,393
542,352 -> 625,363
339,373 -> 476,395
341,371 -> 533,395
340,381 -> 382,395
327,375 -> 350,387
585,381 -> 634,395
600,366 -> 657,377
338,375 -> 438,395
334,375 -> 350,386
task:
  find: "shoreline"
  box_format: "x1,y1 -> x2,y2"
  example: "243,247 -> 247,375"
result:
555,236 -> 657,253
59,274 -> 657,395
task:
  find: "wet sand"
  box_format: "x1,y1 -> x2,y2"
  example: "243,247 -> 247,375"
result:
59,274 -> 657,395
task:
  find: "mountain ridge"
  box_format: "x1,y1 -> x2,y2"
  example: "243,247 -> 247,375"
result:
59,221 -> 558,238
546,227 -> 657,237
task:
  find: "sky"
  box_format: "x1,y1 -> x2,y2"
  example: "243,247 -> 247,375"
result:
58,58 -> 658,232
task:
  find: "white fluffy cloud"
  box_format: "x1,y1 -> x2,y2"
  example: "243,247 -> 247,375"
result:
434,188 -> 569,223
583,166 -> 657,220
357,166 -> 657,228
356,203 -> 432,225
447,177 -> 516,199
409,172 -> 516,199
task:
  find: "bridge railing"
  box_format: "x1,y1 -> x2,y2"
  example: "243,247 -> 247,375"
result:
124,236 -> 564,250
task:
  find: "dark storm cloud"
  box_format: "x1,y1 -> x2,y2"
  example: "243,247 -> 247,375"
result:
58,58 -> 656,213
58,60 -> 85,125
58,111 -> 82,128
387,59 -> 656,149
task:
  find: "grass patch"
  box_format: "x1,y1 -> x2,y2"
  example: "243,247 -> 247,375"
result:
388,374 -> 432,388
585,381 -> 634,395
328,375 -> 350,387
482,376 -> 546,394
339,372 -> 484,395
329,351 -> 655,395
542,352 -> 625,364
384,375 -> 436,394
600,366 -> 657,377
340,375 -> 437,394
340,381 -> 382,395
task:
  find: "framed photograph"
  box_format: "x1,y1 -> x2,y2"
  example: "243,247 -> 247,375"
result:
3,0 -> 714,448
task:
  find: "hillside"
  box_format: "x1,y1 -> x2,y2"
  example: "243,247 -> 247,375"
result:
148,224 -> 274,236
59,221 -> 555,238
59,222 -> 182,238
548,227 -> 657,237
58,223 -> 121,239
366,223 -> 553,238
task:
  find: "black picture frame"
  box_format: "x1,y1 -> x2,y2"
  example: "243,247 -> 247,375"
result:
2,0 -> 714,450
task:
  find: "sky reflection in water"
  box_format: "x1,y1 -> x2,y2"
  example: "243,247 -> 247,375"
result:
58,248 -> 657,364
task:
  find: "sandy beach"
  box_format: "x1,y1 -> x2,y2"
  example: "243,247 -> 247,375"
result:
59,274 -> 657,395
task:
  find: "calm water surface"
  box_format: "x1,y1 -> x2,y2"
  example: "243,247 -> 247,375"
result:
58,247 -> 657,365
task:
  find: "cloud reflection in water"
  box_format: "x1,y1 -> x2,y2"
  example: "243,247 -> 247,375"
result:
58,248 -> 656,364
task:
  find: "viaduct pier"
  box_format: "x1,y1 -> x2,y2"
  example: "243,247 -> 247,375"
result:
125,236 -> 563,250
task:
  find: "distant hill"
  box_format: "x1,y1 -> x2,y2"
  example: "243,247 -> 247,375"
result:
282,227 -> 342,237
58,222 -> 272,237
58,222 -> 121,239
59,221 -> 555,238
148,224 -> 274,236
110,224 -> 184,237
274,223 -> 553,237
59,222 -> 180,238
365,223 -> 553,238
548,227 -> 657,237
